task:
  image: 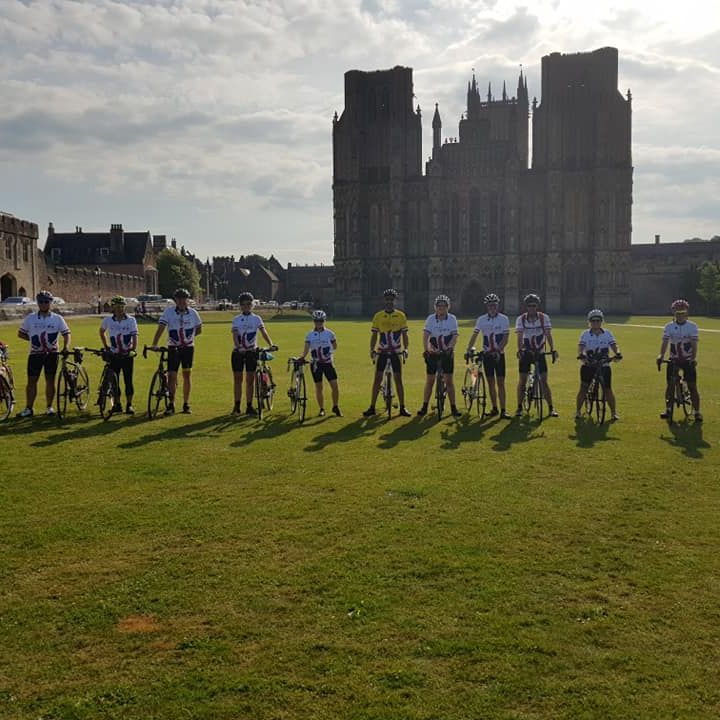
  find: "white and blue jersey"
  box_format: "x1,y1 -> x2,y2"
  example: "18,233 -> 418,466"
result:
515,312 -> 551,351
305,328 -> 336,364
473,313 -> 510,353
579,328 -> 616,358
101,314 -> 138,354
19,312 -> 70,354
424,313 -> 459,352
231,312 -> 265,350
663,320 -> 698,361
159,306 -> 202,347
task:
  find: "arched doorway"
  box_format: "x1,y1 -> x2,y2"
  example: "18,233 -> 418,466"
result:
1,273 -> 17,300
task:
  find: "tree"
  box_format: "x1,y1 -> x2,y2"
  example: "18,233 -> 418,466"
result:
697,261 -> 720,315
156,248 -> 201,299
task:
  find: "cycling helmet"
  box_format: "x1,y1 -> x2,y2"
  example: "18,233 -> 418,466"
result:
587,308 -> 604,321
110,295 -> 126,305
36,290 -> 53,303
671,298 -> 689,312
312,310 -> 327,321
434,294 -> 450,306
238,292 -> 254,304
523,293 -> 541,305
383,288 -> 398,298
484,293 -> 500,304
173,288 -> 190,299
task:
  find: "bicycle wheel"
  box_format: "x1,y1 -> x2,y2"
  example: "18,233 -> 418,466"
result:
461,368 -> 475,411
147,370 -> 167,419
534,375 -> 545,421
383,372 -> 393,418
74,366 -> 90,411
288,373 -> 298,415
0,375 -> 13,421
297,372 -> 307,424
263,368 -> 275,412
56,369 -> 69,419
677,379 -> 692,418
476,372 -> 487,417
435,372 -> 445,420
255,371 -> 263,420
523,373 -> 534,413
594,379 -> 606,424
584,379 -> 595,417
98,368 -> 118,421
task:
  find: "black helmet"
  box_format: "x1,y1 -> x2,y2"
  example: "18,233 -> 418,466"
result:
36,290 -> 54,303
383,288 -> 398,299
238,292 -> 254,304
174,288 -> 190,299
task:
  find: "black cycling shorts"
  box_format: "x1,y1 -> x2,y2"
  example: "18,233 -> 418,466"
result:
168,346 -> 194,372
580,364 -> 612,389
519,352 -> 548,375
424,352 -> 454,375
109,354 -> 135,395
27,352 -> 59,378
666,360 -> 697,385
375,352 -> 402,374
311,363 -> 338,383
482,352 -> 506,378
231,350 -> 258,373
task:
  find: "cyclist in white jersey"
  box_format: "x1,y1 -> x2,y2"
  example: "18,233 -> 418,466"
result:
514,293 -> 559,417
656,299 -> 702,421
418,295 -> 462,418
465,292 -> 511,418
151,288 -> 202,415
231,292 -> 277,415
298,310 -> 342,417
100,295 -> 138,415
16,291 -> 71,418
575,309 -> 622,421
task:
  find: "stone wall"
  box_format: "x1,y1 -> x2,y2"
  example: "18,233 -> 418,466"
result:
42,259 -> 146,304
0,213 -> 39,299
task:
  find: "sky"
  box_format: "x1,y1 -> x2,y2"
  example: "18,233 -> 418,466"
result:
1,0 -> 719,266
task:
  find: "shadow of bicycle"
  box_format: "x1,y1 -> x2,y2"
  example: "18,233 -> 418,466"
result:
489,416 -> 546,451
439,414 -> 501,449
118,415 -> 238,448
568,418 -> 620,448
304,417 -> 378,452
377,417 -> 431,449
660,421 -> 710,459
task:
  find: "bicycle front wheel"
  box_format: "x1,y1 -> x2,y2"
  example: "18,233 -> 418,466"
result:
297,372 -> 307,424
476,372 -> 487,417
435,373 -> 445,420
147,370 -> 167,419
264,368 -> 275,412
523,374 -> 534,414
461,368 -> 475,412
594,380 -> 606,424
74,366 -> 90,411
383,372 -> 393,418
255,371 -> 263,420
678,379 -> 692,418
99,368 -> 118,421
0,375 -> 13,421
56,370 -> 68,419
534,375 -> 545,421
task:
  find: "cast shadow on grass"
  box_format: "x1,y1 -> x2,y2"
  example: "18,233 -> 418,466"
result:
230,415 -> 291,447
377,416 -> 431,449
439,414 -> 502,449
28,412 -> 132,447
118,415 -> 238,448
304,417 -> 377,452
568,418 -> 620,448
659,421 -> 710,459
488,416 -> 546,451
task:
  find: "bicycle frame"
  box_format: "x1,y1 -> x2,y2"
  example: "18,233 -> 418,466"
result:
144,345 -> 170,419
462,350 -> 487,417
660,359 -> 692,423
521,350 -> 553,420
287,357 -> 307,423
374,351 -> 405,419
0,346 -> 14,421
56,348 -> 90,419
254,348 -> 276,419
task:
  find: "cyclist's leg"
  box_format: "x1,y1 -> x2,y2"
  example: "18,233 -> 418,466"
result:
109,355 -> 123,404
603,366 -> 616,416
576,382 -> 588,416
369,358 -> 383,407
493,354 -> 507,412
123,356 -> 134,406
311,363 -> 324,409
167,371 -> 178,402
325,365 -> 340,408
444,373 -> 457,405
233,371 -> 244,403
44,354 -> 59,408
245,352 -> 258,407
486,375 -> 497,409
389,355 -> 404,407
167,348 -> 180,404
540,373 -> 553,407
25,355 -> 42,410
180,348 -> 193,405
517,352 -> 530,410
684,364 -> 700,412
231,351 -> 245,406
422,354 -> 437,405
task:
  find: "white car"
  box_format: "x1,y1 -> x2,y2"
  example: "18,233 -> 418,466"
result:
1,296 -> 35,305
52,297 -> 66,305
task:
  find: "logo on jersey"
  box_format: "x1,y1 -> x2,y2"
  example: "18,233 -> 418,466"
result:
31,331 -> 59,353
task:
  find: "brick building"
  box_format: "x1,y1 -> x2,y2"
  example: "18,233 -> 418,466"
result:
0,212 -> 39,299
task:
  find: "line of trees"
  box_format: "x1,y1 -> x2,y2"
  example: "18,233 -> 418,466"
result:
697,261 -> 720,315
156,248 -> 201,299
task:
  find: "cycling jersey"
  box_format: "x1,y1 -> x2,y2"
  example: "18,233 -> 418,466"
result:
305,328 -> 336,364
515,312 -> 551,351
19,312 -> 70,354
663,320 -> 699,360
101,315 -> 138,354
159,306 -> 202,347
473,313 -> 510,352
371,309 -> 408,353
578,328 -> 616,357
424,313 -> 459,351
231,312 -> 264,350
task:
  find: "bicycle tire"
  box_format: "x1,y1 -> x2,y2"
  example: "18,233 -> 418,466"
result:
383,371 -> 393,419
476,371 -> 487,417
594,379 -> 606,424
534,374 -> 545,421
523,372 -> 534,413
147,370 -> 167,419
0,374 -> 13,421
74,366 -> 90,411
99,367 -> 118,421
288,373 -> 298,415
264,368 -> 275,412
678,379 -> 691,418
435,371 -> 445,420
461,368 -> 474,411
297,372 -> 307,424
255,371 -> 263,420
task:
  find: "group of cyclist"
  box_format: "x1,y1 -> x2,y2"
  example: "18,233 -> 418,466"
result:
2,287 -> 703,424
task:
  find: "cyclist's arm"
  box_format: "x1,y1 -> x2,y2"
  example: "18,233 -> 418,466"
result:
401,328 -> 409,351
658,337 -> 669,361
690,337 -> 698,362
259,326 -> 273,347
151,323 -> 166,347
99,326 -> 109,350
515,328 -> 524,355
194,324 -> 203,337
446,332 -> 459,352
545,329 -> 556,353
423,329 -> 432,353
61,330 -> 71,352
577,342 -> 586,360
497,331 -> 509,353
299,340 -> 311,360
466,330 -> 479,354
610,341 -> 620,356
331,338 -> 338,351
18,328 -> 28,341
129,332 -> 138,353
369,329 -> 378,354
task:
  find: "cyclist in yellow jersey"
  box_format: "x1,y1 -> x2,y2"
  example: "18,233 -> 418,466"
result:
363,289 -> 411,417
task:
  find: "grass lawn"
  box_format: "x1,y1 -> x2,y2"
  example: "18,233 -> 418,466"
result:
1,312 -> 719,719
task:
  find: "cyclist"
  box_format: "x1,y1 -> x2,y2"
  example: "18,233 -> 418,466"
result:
231,292 -> 276,415
657,299 -> 702,422
363,289 -> 410,417
150,288 -> 202,415
99,295 -> 138,415
515,293 -> 559,417
418,294 -> 462,418
298,310 -> 342,417
465,292 -> 511,418
16,290 -> 71,417
575,309 -> 622,421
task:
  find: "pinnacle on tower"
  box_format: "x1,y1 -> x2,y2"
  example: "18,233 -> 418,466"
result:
502,81 -> 507,101
487,82 -> 492,102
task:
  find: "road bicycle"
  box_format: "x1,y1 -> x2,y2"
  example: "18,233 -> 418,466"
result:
373,351 -> 407,419
428,350 -> 452,420
461,350 -> 487,417
287,357 -> 308,424
254,346 -> 278,420
56,348 -> 90,419
659,359 -> 693,423
143,345 -> 170,419
520,350 -> 555,421
579,354 -> 621,423
0,343 -> 15,421
86,348 -> 136,420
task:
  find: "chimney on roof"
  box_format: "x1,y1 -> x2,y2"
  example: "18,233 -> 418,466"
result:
48,222 -> 54,238
171,238 -> 177,250
110,223 -> 124,254
153,234 -> 167,253
655,234 -> 660,245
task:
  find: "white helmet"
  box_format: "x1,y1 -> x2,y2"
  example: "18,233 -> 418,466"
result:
311,310 -> 327,321
587,308 -> 604,321
434,294 -> 450,307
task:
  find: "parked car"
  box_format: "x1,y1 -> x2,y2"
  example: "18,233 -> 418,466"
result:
1,296 -> 35,305
216,299 -> 233,310
52,297 -> 66,305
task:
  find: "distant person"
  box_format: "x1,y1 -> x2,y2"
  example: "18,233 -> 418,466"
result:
363,289 -> 410,417
100,295 -> 139,415
657,299 -> 702,422
150,288 -> 202,415
298,310 -> 342,417
418,294 -> 462,418
465,292 -> 511,418
16,291 -> 71,418
231,292 -> 276,415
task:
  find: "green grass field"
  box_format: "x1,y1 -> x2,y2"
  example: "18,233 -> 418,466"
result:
1,312 -> 719,719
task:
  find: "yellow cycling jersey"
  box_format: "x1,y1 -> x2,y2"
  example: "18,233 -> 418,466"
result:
371,309 -> 408,352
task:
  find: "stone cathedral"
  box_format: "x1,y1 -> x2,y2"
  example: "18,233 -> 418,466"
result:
332,47 -> 633,316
